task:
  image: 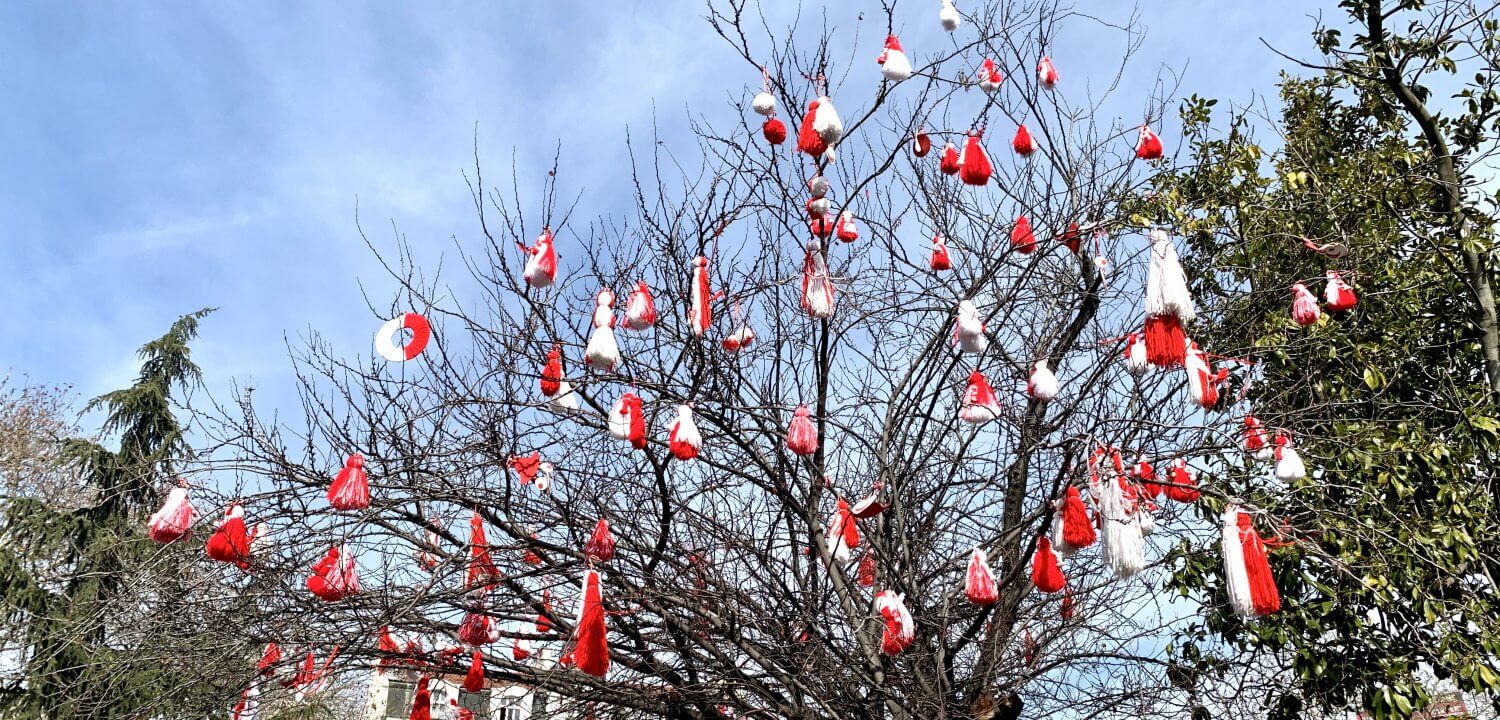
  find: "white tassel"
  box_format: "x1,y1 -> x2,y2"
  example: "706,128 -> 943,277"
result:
1027,360 -> 1059,402
954,300 -> 988,353
1097,473 -> 1145,578
1124,333 -> 1148,375
1145,229 -> 1195,322
584,289 -> 621,372
1275,437 -> 1307,481
1221,506 -> 1254,617
939,0 -> 961,31
608,397 -> 632,441
812,96 -> 844,148
877,35 -> 913,81
549,381 -> 579,411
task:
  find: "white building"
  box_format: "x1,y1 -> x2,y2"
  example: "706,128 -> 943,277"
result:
363,667 -> 555,720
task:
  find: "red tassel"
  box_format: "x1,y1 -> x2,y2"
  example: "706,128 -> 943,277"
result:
959,132 -> 993,186
1059,486 -> 1096,549
1143,314 -> 1187,367
1060,222 -> 1081,253
307,544 -> 359,601
857,553 -> 876,587
509,452 -> 542,485
930,234 -> 953,271
1010,215 -> 1036,254
573,569 -> 610,677
965,548 -> 999,605
409,676 -> 431,720
584,519 -> 617,562
466,511 -> 499,588
939,142 -> 961,175
258,642 -> 281,676
462,652 -> 485,693
762,117 -> 787,145
1060,586 -> 1075,619
1291,282 -> 1321,326
689,256 -> 712,337
1164,458 -> 1201,502
327,454 -> 370,511
796,100 -> 826,157
205,502 -> 252,569
627,394 -> 647,449
1134,458 -> 1162,498
1325,270 -> 1357,312
1012,125 -> 1037,156
785,404 -> 819,456
540,345 -> 563,396
535,589 -> 554,633
1136,124 -> 1163,159
458,609 -> 498,647
1030,537 -> 1066,593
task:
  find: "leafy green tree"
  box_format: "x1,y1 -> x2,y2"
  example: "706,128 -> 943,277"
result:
0,309 -> 248,718
1148,2 -> 1500,717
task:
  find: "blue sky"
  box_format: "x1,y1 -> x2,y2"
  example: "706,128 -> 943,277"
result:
0,1 -> 1312,417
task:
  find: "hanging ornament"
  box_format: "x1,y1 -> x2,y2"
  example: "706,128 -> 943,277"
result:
960,370 -> 1002,424
374,313 -> 432,363
522,228 -> 558,289
549,381 -> 580,411
1184,342 -> 1222,409
1030,536 -> 1066,593
1273,434 -> 1306,481
1324,270 -> 1358,312
466,511 -> 500,588
1136,124 -> 1164,160
797,98 -> 843,157
1291,282 -> 1321,326
877,35 -> 913,81
1244,416 -> 1273,461
623,281 -> 657,330
930,233 -> 954,270
835,211 -> 860,243
751,91 -> 776,116
258,643 -> 282,676
462,652 -> 485,693
1096,470 -> 1145,578
959,131 -> 993,186
1037,56 -> 1059,88
409,676 -> 432,720
512,637 -> 533,661
939,0 -> 961,31
307,544 -> 360,601
1027,360 -> 1059,401
857,552 -> 877,586
965,548 -> 999,605
763,117 -> 787,145
825,499 -> 860,563
1164,458 -> 1201,503
1222,506 -> 1281,617
1143,229 -> 1196,367
808,208 -> 835,238
585,519 -> 617,563
509,452 -> 543,486
1059,221 -> 1083,253
801,240 -> 837,318
1123,332 -> 1149,375
875,590 -> 916,655
540,345 -> 564,397
573,569 -> 611,677
1051,485 -> 1097,555
939,142 -> 961,175
976,58 -> 1003,92
327,454 -> 371,511
690,256 -> 713,337
536,589 -> 554,633
608,393 -> 647,450
205,502 -> 253,569
667,404 -> 702,460
230,685 -> 259,720
786,404 -> 819,456
851,488 -> 888,518
723,326 -> 755,353
1010,214 -> 1037,254
954,299 -> 989,353
584,288 -> 621,371
1060,587 -> 1076,620
912,131 -> 932,157
147,482 -> 197,544
1012,125 -> 1037,156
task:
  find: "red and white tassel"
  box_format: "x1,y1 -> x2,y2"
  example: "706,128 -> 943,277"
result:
965,548 -> 999,605
835,211 -> 860,243
813,96 -> 844,152
976,58 -> 1003,92
857,553 -> 877,586
1134,457 -> 1162,498
1011,214 -> 1037,254
939,0 -> 961,31
953,299 -> 988,353
877,35 -> 913,81
825,499 -> 860,563
584,518 -> 616,563
466,511 -> 500,588
1244,415 -> 1272,461
875,590 -> 916,655
801,240 -> 836,318
1222,506 -> 1281,617
1012,125 -> 1037,156
1037,56 -> 1059,88
1324,270 -> 1357,312
1096,472 -> 1145,578
690,256 -> 712,336
785,404 -> 819,456
1030,536 -> 1066,593
1123,332 -> 1148,375
959,131 -> 993,186
1291,282 -> 1321,326
1027,360 -> 1059,402
205,503 -> 252,568
608,392 -> 647,450
938,142 -> 961,175
960,370 -> 1002,424
930,233 -> 953,270
1143,229 -> 1195,367
1164,458 -> 1201,503
307,544 -> 360,601
723,325 -> 755,353
522,228 -> 558,289
1273,434 -> 1306,481
408,676 -> 431,720
623,281 -> 657,330
512,637 -> 533,661
1051,485 -> 1096,555
584,288 -> 621,371
540,345 -> 563,397
327,454 -> 370,511
572,569 -> 610,677
1184,342 -> 1220,409
667,404 -> 702,460
1136,124 -> 1163,160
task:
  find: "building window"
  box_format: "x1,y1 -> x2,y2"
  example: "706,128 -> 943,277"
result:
385,681 -> 413,719
530,690 -> 549,720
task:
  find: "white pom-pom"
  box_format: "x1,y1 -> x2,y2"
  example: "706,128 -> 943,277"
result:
751,91 -> 776,116
939,0 -> 961,31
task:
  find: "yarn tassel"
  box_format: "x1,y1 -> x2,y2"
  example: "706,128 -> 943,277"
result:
1030,536 -> 1066,593
573,569 -> 610,677
965,548 -> 999,605
1222,506 -> 1281,617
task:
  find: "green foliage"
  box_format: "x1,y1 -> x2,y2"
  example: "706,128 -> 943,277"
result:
1149,22 -> 1500,720
0,309 -> 239,719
